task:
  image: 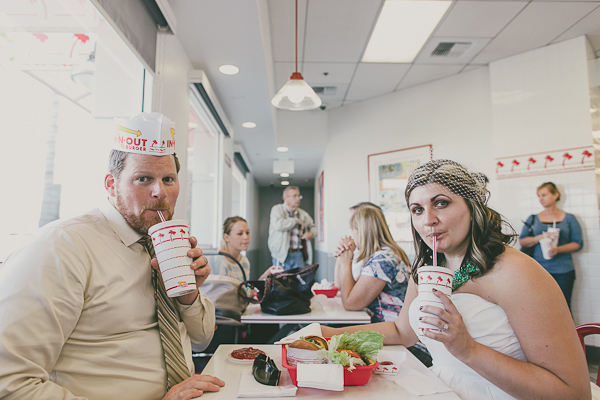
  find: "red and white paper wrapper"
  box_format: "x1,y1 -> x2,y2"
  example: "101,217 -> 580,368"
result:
417,266 -> 453,333
148,220 -> 196,297
113,112 -> 176,156
285,347 -> 327,367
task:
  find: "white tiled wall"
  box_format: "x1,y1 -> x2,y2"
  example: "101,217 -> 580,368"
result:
489,36 -> 599,344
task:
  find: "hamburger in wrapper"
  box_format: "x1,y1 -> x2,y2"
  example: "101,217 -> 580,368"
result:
286,336 -> 328,366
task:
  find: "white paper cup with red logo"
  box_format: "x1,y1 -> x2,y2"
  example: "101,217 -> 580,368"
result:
539,237 -> 554,260
148,220 -> 197,297
417,266 -> 453,333
546,227 -> 560,248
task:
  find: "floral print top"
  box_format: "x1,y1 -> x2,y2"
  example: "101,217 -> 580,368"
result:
360,247 -> 410,323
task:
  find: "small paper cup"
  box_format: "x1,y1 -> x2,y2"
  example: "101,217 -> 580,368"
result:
547,227 -> 560,247
539,237 -> 554,260
374,350 -> 406,375
418,266 -> 453,332
148,220 -> 197,297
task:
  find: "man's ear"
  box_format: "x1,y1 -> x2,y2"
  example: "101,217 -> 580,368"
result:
105,173 -> 116,197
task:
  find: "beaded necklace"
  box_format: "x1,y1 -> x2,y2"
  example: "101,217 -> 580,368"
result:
451,261 -> 481,291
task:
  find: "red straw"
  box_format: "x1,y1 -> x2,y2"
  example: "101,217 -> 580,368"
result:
432,236 -> 437,267
157,210 -> 166,222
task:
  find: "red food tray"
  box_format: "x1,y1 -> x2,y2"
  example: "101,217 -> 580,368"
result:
281,343 -> 378,386
312,287 -> 339,297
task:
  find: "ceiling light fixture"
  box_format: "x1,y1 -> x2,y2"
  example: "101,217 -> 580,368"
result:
281,181 -> 290,186
242,122 -> 256,128
362,0 -> 451,63
277,147 -> 289,153
280,172 -> 290,177
219,64 -> 240,75
271,0 -> 321,111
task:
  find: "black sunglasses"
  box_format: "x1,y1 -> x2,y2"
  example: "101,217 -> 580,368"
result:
252,353 -> 281,386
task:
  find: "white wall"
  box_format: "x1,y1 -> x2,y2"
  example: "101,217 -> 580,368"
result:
490,36 -> 598,342
317,35 -> 598,341
319,65 -> 493,261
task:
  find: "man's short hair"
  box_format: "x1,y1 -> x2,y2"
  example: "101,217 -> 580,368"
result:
283,186 -> 300,196
108,150 -> 181,179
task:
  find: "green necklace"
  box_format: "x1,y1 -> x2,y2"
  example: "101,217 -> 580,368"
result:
451,261 -> 481,291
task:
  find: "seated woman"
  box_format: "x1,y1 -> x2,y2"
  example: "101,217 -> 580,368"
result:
334,205 -> 411,322
323,159 -> 594,400
333,204 -> 431,365
216,216 -> 281,281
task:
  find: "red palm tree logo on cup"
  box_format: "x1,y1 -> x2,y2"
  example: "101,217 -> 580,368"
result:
158,233 -> 164,244
180,229 -> 186,239
168,230 -> 176,241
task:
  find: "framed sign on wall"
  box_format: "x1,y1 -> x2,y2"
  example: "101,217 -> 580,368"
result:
368,145 -> 432,242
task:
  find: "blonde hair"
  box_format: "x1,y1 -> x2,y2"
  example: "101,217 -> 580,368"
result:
350,207 -> 410,267
221,216 -> 247,252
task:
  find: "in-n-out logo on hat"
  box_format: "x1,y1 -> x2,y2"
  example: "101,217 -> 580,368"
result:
113,112 -> 175,155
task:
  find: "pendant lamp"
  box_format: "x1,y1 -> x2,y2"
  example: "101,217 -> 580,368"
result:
271,0 -> 322,111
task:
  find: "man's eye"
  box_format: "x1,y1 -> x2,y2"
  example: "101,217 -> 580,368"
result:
138,177 -> 149,182
163,177 -> 174,183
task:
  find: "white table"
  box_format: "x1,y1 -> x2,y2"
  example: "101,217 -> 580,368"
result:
198,344 -> 461,399
241,297 -> 371,325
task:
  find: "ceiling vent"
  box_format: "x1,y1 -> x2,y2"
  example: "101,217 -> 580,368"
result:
312,86 -> 337,96
431,42 -> 472,58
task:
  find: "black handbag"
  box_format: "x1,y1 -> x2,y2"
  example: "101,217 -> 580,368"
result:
521,215 -> 536,257
240,264 -> 319,315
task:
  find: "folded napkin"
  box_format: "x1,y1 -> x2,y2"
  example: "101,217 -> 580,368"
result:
310,294 -> 327,310
297,363 -> 344,391
394,366 -> 452,396
274,323 -> 323,345
237,369 -> 297,398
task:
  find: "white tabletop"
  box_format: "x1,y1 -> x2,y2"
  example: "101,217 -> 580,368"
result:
241,297 -> 371,325
197,344 -> 461,399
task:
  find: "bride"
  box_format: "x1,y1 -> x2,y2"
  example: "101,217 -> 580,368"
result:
323,159 -> 593,400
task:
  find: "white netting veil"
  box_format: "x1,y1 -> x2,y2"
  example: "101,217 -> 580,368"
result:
404,159 -> 489,205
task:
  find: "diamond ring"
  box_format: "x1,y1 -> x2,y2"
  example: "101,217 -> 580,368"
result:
442,323 -> 449,331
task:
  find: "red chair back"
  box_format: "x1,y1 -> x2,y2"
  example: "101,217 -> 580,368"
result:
575,323 -> 600,386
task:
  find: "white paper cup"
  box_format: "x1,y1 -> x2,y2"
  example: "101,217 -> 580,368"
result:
547,227 -> 560,247
539,237 -> 554,260
418,266 -> 453,333
148,220 -> 197,297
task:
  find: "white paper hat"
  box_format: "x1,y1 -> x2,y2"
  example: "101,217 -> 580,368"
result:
113,112 -> 176,156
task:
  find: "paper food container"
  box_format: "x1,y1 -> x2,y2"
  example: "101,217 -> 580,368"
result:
374,350 -> 407,375
281,343 -> 378,386
312,287 -> 339,298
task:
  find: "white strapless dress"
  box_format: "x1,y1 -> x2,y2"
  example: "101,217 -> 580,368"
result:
409,292 -> 600,400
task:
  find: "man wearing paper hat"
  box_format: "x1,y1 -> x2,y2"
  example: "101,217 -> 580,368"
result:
0,112 -> 224,399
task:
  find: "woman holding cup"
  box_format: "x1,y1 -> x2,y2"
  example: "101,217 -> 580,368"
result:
518,182 -> 582,309
323,160 -> 593,400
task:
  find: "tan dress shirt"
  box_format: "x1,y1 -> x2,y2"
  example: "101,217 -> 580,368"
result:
0,200 -> 215,399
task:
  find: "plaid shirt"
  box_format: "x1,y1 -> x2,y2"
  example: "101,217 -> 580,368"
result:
288,208 -> 303,250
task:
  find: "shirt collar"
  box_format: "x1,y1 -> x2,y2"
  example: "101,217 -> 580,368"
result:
284,204 -> 298,216
100,197 -> 143,247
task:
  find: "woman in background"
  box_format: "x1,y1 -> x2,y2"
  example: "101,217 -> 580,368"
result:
334,205 -> 431,365
217,216 -> 281,281
518,182 -> 582,309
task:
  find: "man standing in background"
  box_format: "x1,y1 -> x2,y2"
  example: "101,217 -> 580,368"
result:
268,186 -> 316,270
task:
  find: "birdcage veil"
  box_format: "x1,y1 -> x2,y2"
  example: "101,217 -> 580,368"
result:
404,159 -> 489,205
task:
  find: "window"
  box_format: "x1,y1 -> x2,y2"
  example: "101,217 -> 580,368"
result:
186,86 -> 223,249
0,1 -> 147,261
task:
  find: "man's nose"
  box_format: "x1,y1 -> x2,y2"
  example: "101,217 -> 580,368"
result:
151,181 -> 167,199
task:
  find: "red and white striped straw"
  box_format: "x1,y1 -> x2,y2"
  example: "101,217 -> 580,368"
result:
432,236 -> 437,267
157,210 -> 166,222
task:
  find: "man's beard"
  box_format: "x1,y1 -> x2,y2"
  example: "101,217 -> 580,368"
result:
114,197 -> 172,235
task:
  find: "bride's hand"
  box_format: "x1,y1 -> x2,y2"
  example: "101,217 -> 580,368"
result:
419,289 -> 477,362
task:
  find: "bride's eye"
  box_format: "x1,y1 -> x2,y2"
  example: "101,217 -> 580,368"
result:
435,200 -> 449,208
410,206 -> 423,215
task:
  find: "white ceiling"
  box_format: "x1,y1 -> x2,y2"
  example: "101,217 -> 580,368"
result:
170,0 -> 600,187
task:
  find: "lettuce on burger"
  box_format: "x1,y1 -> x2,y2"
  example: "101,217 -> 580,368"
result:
325,331 -> 384,371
